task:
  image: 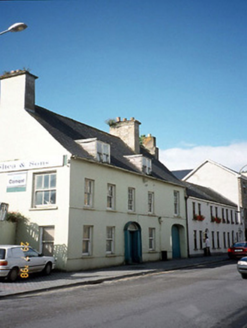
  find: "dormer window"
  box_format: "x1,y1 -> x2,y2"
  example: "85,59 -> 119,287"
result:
76,138 -> 110,164
96,141 -> 110,163
142,157 -> 152,174
124,154 -> 152,174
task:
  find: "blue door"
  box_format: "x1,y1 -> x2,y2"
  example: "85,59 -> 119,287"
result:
124,222 -> 142,264
172,225 -> 181,258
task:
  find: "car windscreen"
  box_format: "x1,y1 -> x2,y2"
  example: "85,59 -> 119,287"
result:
0,249 -> 6,259
233,242 -> 247,248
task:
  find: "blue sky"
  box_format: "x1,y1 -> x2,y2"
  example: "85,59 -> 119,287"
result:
1,0 -> 247,171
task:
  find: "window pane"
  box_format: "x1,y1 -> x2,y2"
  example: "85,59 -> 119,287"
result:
83,227 -> 90,239
36,175 -> 43,189
44,175 -> 49,188
106,240 -> 112,252
44,191 -> 50,204
83,241 -> 89,253
35,191 -> 43,205
50,174 -> 56,188
50,190 -> 56,204
107,227 -> 113,239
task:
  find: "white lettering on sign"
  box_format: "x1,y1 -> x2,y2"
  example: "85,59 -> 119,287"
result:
0,157 -> 64,172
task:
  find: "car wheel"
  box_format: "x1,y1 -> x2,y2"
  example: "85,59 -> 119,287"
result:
241,273 -> 247,279
8,268 -> 19,282
43,263 -> 52,275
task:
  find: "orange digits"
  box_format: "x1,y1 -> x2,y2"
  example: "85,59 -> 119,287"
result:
20,272 -> 29,278
20,268 -> 29,273
20,242 -> 29,252
20,242 -> 29,247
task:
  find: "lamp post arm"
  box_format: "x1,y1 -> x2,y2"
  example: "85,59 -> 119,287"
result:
239,164 -> 247,175
0,30 -> 8,36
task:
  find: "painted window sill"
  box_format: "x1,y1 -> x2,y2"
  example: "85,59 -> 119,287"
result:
83,207 -> 95,211
106,209 -> 117,212
30,206 -> 58,211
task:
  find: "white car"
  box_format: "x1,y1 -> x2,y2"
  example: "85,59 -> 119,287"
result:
0,245 -> 55,282
237,257 -> 247,279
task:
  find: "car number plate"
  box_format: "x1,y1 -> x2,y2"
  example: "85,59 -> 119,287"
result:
234,249 -> 243,252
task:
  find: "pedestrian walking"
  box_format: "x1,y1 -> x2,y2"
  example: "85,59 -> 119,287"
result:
205,235 -> 211,256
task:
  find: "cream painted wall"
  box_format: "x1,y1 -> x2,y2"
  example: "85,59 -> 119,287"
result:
66,158 -> 187,271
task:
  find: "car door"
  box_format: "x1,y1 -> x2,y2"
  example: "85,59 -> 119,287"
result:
24,248 -> 46,273
10,247 -> 27,270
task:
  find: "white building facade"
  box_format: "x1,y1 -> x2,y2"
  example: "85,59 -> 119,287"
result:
185,183 -> 238,256
183,160 -> 247,241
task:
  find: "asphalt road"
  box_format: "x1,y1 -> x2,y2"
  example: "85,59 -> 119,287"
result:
1,261 -> 246,328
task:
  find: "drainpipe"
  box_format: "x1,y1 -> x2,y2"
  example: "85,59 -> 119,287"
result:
158,216 -> 162,260
185,194 -> 190,258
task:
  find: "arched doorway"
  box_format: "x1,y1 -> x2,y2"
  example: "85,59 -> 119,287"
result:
124,222 -> 142,264
172,225 -> 181,258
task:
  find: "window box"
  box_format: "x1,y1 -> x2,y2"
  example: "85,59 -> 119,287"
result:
193,214 -> 205,221
211,216 -> 221,224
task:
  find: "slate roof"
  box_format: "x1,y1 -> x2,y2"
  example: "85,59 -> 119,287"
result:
184,181 -> 237,207
172,169 -> 192,180
29,106 -> 183,186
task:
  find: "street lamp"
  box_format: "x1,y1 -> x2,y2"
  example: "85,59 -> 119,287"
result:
0,22 -> 27,36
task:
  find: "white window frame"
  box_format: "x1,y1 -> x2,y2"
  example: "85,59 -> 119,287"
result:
107,184 -> 116,210
33,172 -> 57,208
128,187 -> 135,212
82,226 -> 93,256
84,179 -> 94,208
148,191 -> 154,214
106,226 -> 115,254
149,228 -> 155,251
174,190 -> 180,216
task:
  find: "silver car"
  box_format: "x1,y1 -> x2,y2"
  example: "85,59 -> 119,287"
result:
0,245 -> 55,282
237,257 -> 247,279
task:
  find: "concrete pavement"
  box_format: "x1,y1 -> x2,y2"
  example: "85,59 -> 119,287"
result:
0,254 -> 231,298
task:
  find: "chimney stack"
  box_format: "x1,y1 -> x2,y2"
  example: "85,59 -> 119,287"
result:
109,117 -> 141,153
0,70 -> 37,113
142,134 -> 159,160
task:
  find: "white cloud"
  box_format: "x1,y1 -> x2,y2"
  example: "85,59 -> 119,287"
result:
159,142 -> 247,172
